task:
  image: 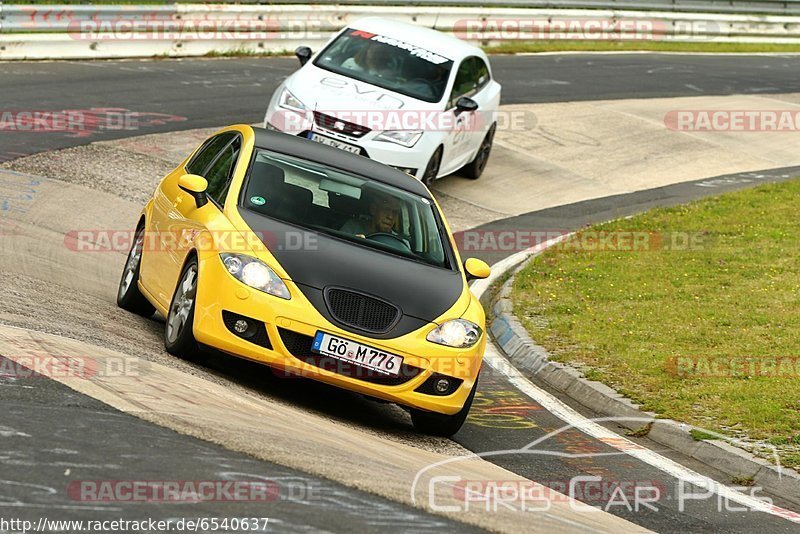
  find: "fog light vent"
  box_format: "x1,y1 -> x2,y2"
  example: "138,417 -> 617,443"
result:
434,378 -> 451,394
222,311 -> 272,349
415,373 -> 463,396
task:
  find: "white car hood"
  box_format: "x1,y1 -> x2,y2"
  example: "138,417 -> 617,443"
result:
286,64 -> 443,119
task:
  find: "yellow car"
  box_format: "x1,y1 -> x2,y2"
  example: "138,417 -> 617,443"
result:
117,124 -> 490,436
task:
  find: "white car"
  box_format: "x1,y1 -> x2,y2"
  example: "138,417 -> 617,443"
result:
264,17 -> 501,186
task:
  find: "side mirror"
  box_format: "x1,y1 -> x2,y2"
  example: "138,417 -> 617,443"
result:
464,257 -> 491,281
295,46 -> 312,66
455,96 -> 479,115
178,174 -> 209,208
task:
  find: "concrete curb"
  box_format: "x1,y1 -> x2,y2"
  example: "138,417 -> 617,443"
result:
490,257 -> 800,506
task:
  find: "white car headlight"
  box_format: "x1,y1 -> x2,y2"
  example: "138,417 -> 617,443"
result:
426,319 -> 482,348
278,87 -> 307,112
220,253 -> 290,300
374,130 -> 423,148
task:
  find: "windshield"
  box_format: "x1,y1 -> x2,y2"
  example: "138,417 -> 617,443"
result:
241,149 -> 453,269
313,28 -> 453,104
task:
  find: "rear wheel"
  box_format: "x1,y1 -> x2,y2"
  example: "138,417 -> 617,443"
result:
411,375 -> 478,437
421,147 -> 443,188
164,257 -> 199,358
117,225 -> 155,317
461,124 -> 496,180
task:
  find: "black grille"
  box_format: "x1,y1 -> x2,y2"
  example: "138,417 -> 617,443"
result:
222,311 -> 272,350
314,112 -> 371,138
325,288 -> 399,334
277,328 -> 421,386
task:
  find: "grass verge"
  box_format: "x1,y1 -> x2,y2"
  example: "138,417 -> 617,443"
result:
511,179 -> 800,468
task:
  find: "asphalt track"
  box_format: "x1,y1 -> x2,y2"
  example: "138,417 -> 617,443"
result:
3,53 -> 800,160
2,54 -> 800,532
0,355 -> 475,533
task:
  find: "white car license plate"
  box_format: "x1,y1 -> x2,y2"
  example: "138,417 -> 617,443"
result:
312,331 -> 403,377
309,133 -> 361,154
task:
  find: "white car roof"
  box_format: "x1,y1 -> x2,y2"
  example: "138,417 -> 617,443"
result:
346,17 -> 482,62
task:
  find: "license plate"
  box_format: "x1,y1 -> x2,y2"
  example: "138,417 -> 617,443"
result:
309,133 -> 361,154
312,331 -> 403,377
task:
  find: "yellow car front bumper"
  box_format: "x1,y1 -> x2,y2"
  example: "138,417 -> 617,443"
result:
192,254 -> 483,415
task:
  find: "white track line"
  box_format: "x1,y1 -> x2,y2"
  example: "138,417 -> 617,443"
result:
471,239 -> 800,524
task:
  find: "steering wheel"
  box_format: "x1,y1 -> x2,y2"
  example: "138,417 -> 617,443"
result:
365,232 -> 411,252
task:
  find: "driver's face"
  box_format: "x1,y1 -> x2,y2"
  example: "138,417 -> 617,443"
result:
365,45 -> 389,71
370,197 -> 401,233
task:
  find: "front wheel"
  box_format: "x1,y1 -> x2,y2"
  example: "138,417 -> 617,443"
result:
410,375 -> 478,437
164,257 -> 200,358
117,225 -> 155,317
421,147 -> 443,188
460,124 -> 496,180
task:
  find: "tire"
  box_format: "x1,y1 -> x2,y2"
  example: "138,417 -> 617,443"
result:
421,147 -> 443,188
460,124 -> 496,180
164,257 -> 200,358
411,374 -> 479,437
117,225 -> 155,317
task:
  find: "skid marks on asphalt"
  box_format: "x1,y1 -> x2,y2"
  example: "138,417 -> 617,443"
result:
455,366 -> 760,530
467,371 -> 542,430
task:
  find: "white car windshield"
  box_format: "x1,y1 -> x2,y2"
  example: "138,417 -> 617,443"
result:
313,28 -> 454,104
241,149 -> 453,269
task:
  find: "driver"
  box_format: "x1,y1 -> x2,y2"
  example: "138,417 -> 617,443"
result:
341,190 -> 407,244
343,42 -> 397,78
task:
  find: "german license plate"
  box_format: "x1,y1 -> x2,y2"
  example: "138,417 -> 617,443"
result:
309,132 -> 361,154
311,331 -> 403,377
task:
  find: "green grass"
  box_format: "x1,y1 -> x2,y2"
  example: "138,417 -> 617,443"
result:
512,179 -> 800,468
487,40 -> 800,54
690,429 -> 720,441
731,475 -> 755,487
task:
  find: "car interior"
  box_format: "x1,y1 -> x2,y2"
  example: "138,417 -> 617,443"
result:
240,152 -> 449,268
314,29 -> 453,103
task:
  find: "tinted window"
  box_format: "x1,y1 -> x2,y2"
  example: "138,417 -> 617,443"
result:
186,133 -> 236,176
448,56 -> 488,108
475,57 -> 490,89
242,149 -> 452,269
313,28 -> 453,103
205,136 -> 241,205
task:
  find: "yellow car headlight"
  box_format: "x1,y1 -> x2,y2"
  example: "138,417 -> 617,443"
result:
426,319 -> 482,348
220,253 -> 290,300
